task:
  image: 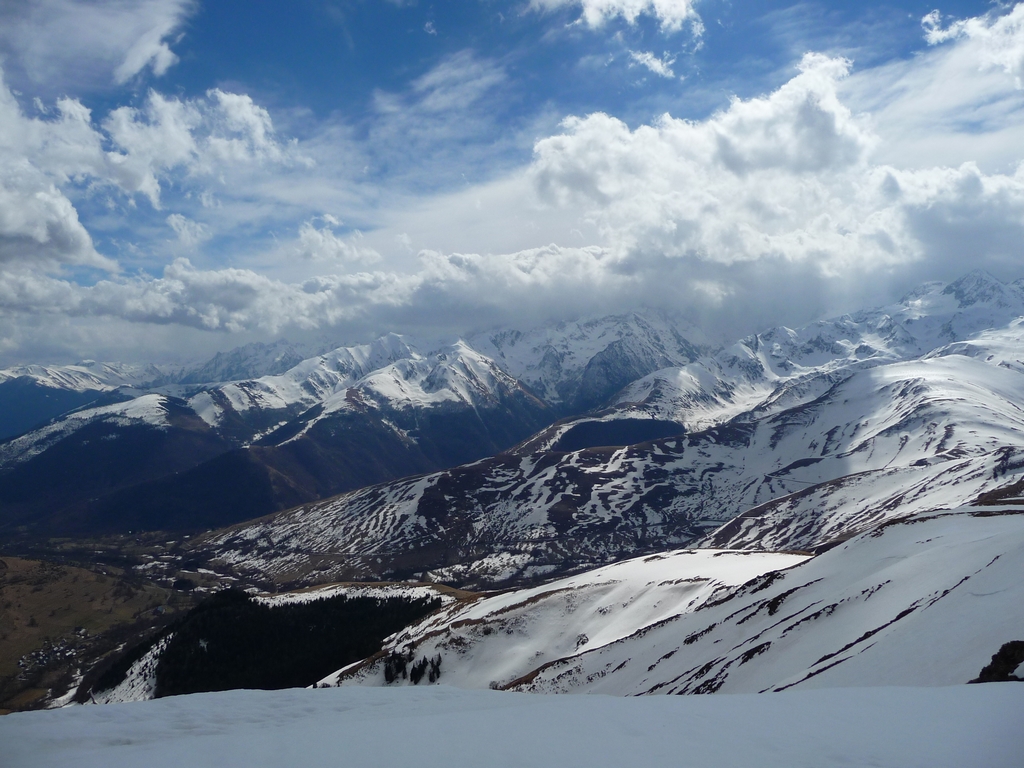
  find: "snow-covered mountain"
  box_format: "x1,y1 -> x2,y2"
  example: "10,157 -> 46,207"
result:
470,310 -> 711,414
0,394 -> 233,534
197,323 -> 1024,587
7,272 -> 1024,547
1,312 -> 710,536
177,340 -> 321,386
322,549 -> 810,690
0,340 -> 553,536
0,360 -> 178,440
322,500 -> 1023,696
179,274 -> 1023,588
519,270 -> 1024,452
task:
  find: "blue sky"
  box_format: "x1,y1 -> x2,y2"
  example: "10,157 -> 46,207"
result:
0,0 -> 1022,364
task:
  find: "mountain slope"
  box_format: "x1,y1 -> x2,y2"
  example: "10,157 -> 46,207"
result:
1,311 -> 711,536
196,341 -> 1024,587
0,395 -> 232,534
511,504 -> 1024,695
321,501 -> 1024,696
321,549 -> 809,691
0,362 -> 175,441
470,311 -> 710,414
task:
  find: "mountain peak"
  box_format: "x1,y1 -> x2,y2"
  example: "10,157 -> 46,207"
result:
941,270 -> 1020,308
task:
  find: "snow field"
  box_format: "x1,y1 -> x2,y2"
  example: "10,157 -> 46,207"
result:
328,549 -> 808,690
4,684 -> 1021,768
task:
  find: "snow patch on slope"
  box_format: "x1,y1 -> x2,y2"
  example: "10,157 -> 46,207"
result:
516,505 -> 1024,695
325,549 -> 808,690
91,634 -> 173,705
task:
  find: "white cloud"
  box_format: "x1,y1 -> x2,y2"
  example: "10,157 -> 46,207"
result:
530,0 -> 700,33
295,217 -> 381,264
922,5 -> 1024,88
103,88 -> 306,208
0,0 -> 195,92
166,213 -> 211,249
841,5 -> 1024,172
530,54 -> 881,266
528,50 -> 1024,288
0,72 -> 113,270
0,64 -> 310,278
5,5 -> 1024,363
628,51 -> 677,78
366,51 -> 520,187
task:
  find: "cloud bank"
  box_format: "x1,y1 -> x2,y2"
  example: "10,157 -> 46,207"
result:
2,4 -> 1024,362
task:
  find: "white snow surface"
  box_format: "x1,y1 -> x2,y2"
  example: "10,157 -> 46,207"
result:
321,505 -> 1023,699
4,684 -> 1020,768
203,335 -> 1024,585
571,271 -> 1024,438
470,310 -> 709,406
206,333 -> 418,416
515,505 -> 1024,695
325,549 -> 808,690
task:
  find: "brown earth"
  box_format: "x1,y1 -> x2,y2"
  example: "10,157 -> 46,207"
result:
0,557 -> 192,714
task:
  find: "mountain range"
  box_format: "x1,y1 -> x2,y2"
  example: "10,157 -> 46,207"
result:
3,272 -> 1023,556
183,271 -> 1024,589
0,311 -> 708,536
7,269 -> 1024,715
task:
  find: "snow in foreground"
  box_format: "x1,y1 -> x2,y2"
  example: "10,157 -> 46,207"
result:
4,684 -> 1021,768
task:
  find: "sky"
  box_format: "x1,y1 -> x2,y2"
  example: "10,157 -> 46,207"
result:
0,0 -> 1022,365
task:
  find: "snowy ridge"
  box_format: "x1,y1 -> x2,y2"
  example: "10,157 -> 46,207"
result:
202,333 -> 418,418
275,340 -> 544,446
197,311 -> 708,442
91,634 -> 173,705
322,549 -> 808,690
177,340 -> 320,385
0,360 -> 172,393
0,394 -> 171,467
624,271 -> 1024,425
511,504 -> 1024,694
323,503 -> 1024,696
511,272 -> 1024,452
470,310 -> 710,410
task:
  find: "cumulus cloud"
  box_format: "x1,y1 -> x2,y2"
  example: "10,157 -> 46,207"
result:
531,54 -> 884,267
295,216 -> 381,264
0,0 -> 195,92
0,257 -> 410,334
0,62 -> 307,278
5,5 -> 1024,363
628,51 -> 677,78
531,0 -> 700,33
0,73 -> 113,269
103,88 -> 305,207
